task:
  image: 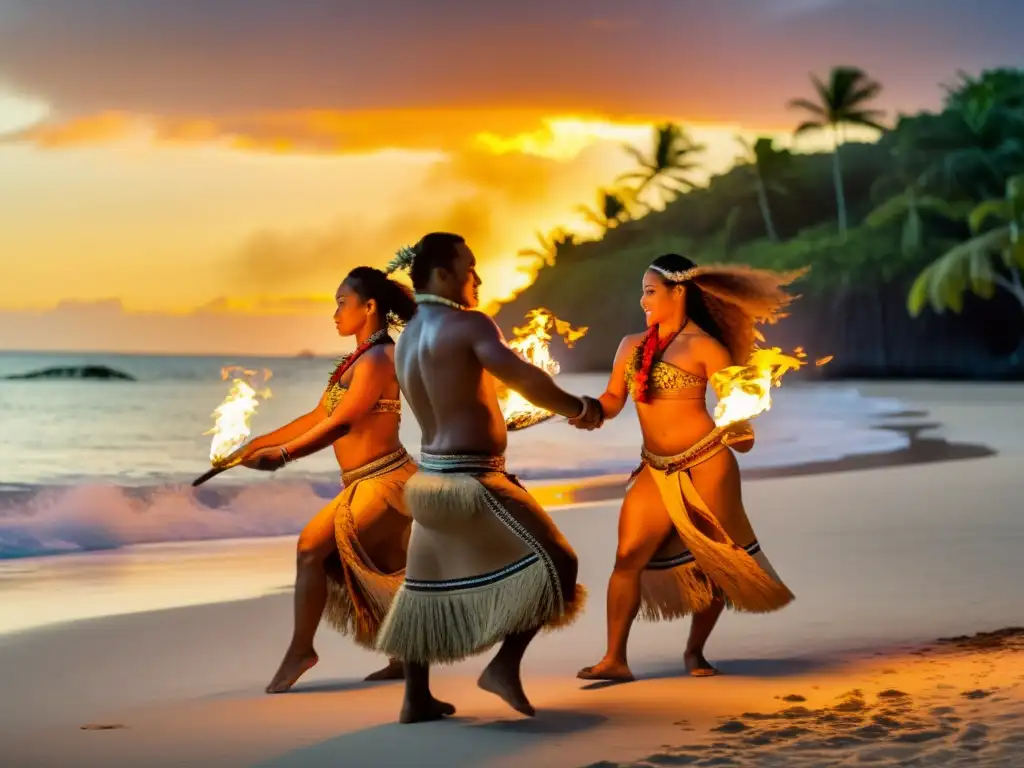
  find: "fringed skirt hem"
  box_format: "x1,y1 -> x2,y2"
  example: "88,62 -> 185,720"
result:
377,554 -> 574,665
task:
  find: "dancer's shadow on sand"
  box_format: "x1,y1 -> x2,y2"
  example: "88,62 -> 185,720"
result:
578,653 -> 839,690
282,677 -> 403,695
202,675 -> 402,701
744,418 -> 995,481
254,708 -> 606,767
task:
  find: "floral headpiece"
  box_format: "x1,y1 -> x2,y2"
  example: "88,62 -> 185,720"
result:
385,244 -> 417,275
649,265 -> 698,283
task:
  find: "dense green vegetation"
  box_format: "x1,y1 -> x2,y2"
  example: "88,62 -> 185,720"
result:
497,67 -> 1024,377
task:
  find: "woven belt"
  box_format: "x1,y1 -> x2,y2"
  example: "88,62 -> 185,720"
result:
417,451 -> 506,474
341,447 -> 410,485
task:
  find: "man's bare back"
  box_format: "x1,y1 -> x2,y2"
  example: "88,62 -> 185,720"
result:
396,306 -> 508,455
379,233 -> 605,725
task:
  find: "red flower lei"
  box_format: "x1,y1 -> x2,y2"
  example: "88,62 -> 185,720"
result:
327,329 -> 390,387
633,325 -> 682,404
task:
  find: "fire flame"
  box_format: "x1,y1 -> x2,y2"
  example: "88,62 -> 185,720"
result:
206,366 -> 273,465
711,346 -> 830,429
499,308 -> 588,430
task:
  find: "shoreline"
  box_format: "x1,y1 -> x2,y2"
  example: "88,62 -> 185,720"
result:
0,388 -> 1007,636
0,400 -> 998,566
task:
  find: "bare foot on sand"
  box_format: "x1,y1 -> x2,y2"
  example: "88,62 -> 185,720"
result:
266,650 -> 319,693
577,659 -> 635,682
399,697 -> 456,724
685,650 -> 719,677
365,659 -> 405,681
478,663 -> 536,716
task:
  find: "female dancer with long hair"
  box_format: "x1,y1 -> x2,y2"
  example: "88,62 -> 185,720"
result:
228,266 -> 417,693
577,253 -> 805,681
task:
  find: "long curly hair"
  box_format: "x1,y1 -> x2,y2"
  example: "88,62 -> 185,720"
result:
633,254 -> 807,394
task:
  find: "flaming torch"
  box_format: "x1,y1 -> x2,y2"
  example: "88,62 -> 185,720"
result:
192,366 -> 273,486
711,347 -> 832,429
657,345 -> 831,469
498,308 -> 588,431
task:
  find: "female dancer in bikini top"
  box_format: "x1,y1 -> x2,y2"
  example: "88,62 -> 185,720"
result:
228,266 -> 418,693
575,252 -> 805,682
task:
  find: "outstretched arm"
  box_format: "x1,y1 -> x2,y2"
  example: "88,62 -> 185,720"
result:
597,336 -> 636,421
244,406 -> 322,452
221,395 -> 325,464
567,335 -> 634,429
245,352 -> 388,468
468,314 -> 587,420
700,337 -> 754,452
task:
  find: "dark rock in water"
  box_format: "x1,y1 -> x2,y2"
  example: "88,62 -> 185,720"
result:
3,365 -> 136,381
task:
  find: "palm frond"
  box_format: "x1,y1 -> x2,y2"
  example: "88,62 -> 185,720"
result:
793,119 -> 825,136
908,227 -> 1012,315
902,207 -> 923,255
865,194 -> 912,228
787,97 -> 827,117
969,199 -> 1011,233
616,170 -> 651,183
843,111 -> 887,132
810,74 -> 833,110
846,81 -> 884,107
621,144 -> 649,166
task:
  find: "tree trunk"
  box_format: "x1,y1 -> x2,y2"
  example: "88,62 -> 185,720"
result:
831,125 -> 848,237
755,175 -> 780,242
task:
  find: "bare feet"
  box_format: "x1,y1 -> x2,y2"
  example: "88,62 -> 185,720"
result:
576,659 -> 635,682
399,696 -> 456,724
478,662 -> 536,716
266,650 -> 319,693
365,658 -> 405,681
685,650 -> 719,677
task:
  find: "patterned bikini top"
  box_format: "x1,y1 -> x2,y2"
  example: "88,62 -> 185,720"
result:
323,382 -> 402,417
624,356 -> 706,400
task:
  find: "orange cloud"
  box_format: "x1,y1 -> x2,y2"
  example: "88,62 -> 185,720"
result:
221,139 -> 623,305
230,198 -> 498,292
7,104 -> 821,312
6,108 -> 657,156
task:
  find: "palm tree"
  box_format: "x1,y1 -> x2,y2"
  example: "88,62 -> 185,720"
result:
866,143 -> 966,256
617,122 -> 705,207
733,136 -> 793,241
930,94 -> 1024,201
908,174 -> 1024,317
575,188 -> 632,232
943,68 -> 1024,113
788,66 -> 887,235
517,227 -> 578,268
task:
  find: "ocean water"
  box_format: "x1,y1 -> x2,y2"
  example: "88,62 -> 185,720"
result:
0,351 -> 910,559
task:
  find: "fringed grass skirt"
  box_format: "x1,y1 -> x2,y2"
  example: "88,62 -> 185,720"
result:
322,448 -> 415,650
635,434 -> 793,621
376,453 -> 586,666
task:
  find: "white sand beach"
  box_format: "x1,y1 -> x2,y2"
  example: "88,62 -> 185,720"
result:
1,382 -> 1023,767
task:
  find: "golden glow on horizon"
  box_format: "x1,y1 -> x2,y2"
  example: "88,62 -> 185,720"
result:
1,104 -> 871,356
475,116 -> 652,161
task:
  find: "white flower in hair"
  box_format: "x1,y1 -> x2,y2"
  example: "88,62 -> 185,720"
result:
386,245 -> 417,275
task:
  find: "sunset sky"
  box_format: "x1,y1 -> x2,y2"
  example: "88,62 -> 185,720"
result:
1,0 -> 1022,354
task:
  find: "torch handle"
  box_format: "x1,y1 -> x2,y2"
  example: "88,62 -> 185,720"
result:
506,412 -> 562,432
191,457 -> 242,487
